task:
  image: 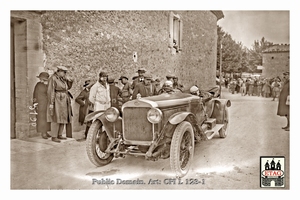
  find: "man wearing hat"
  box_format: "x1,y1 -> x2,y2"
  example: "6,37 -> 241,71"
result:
47,66 -> 74,142
89,71 -> 111,112
166,74 -> 175,83
119,75 -> 133,103
158,80 -> 175,94
33,72 -> 51,139
132,73 -> 158,99
132,67 -> 147,90
173,76 -> 184,92
75,79 -> 94,139
277,71 -> 290,131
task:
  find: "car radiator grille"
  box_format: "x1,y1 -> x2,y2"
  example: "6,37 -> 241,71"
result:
123,107 -> 153,142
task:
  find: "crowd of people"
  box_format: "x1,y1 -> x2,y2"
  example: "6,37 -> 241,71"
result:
32,67 -> 290,143
225,76 -> 284,101
224,72 -> 290,131
32,67 -> 185,142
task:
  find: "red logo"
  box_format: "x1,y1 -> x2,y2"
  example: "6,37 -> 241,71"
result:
262,170 -> 284,177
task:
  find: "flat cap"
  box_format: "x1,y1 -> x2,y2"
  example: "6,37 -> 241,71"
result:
119,75 -> 129,80
136,67 -> 147,73
166,74 -> 175,79
57,66 -> 68,71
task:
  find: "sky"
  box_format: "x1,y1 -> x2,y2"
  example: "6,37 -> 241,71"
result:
217,11 -> 290,49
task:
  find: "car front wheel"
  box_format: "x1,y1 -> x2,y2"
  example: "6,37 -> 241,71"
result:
170,121 -> 195,178
86,119 -> 113,166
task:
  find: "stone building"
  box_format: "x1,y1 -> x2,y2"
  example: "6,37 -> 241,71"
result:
262,44 -> 290,78
11,10 -> 224,139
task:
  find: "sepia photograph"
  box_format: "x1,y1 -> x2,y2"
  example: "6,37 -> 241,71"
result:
4,0 -> 299,197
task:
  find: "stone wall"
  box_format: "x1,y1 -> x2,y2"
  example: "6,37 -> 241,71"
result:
40,10 -> 219,132
11,10 -> 220,136
41,10 -> 218,91
262,51 -> 290,78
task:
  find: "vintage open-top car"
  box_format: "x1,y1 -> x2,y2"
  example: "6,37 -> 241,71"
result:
85,87 -> 230,177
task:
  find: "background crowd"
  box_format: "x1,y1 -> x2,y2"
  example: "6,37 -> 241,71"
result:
223,72 -> 290,131
225,76 -> 284,101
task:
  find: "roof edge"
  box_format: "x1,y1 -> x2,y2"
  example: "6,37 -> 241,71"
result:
210,11 -> 224,21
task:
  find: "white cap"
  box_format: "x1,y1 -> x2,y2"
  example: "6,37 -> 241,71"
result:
190,85 -> 199,93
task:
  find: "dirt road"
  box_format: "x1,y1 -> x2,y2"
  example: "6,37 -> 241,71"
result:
11,89 -> 289,190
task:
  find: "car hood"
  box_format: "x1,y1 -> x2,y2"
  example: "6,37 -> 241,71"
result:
122,92 -> 200,109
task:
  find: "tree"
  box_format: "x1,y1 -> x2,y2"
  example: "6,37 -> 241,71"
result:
248,37 -> 273,71
217,25 -> 248,74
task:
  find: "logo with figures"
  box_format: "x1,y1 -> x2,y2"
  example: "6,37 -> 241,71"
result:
260,156 -> 285,187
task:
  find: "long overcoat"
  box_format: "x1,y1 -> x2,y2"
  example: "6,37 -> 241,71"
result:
75,88 -> 90,125
33,82 -> 51,132
277,80 -> 289,116
47,73 -> 73,123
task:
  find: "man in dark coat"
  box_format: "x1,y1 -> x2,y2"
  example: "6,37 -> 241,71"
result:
131,67 -> 146,90
277,71 -> 290,131
47,66 -> 74,142
108,78 -> 122,113
33,72 -> 51,139
119,75 -> 133,103
75,80 -> 93,139
132,74 -> 158,99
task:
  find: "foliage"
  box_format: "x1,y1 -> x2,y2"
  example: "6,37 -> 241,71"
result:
247,37 -> 273,71
217,26 -> 274,74
217,26 -> 249,73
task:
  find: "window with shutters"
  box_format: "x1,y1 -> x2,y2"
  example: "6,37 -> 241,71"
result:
169,12 -> 183,52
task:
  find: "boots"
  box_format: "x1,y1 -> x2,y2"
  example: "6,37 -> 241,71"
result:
42,132 -> 49,139
51,137 -> 61,143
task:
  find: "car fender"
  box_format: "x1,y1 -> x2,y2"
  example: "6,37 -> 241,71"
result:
85,110 -> 105,122
85,110 -> 122,139
165,112 -> 200,140
211,99 -> 231,124
168,111 -> 197,125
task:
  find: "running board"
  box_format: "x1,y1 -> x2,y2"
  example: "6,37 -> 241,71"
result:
204,124 -> 224,140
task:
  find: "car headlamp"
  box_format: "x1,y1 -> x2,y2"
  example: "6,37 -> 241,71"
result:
147,108 -> 162,124
105,107 -> 120,122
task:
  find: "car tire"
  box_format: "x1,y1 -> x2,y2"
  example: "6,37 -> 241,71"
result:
170,121 -> 194,178
219,106 -> 229,138
86,119 -> 113,166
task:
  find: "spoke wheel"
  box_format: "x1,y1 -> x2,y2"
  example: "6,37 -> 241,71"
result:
170,121 -> 194,178
86,120 -> 113,166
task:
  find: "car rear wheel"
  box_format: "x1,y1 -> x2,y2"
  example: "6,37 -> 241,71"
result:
86,120 -> 113,166
170,121 -> 194,178
219,106 -> 229,138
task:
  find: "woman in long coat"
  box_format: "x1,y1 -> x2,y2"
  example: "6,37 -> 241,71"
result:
75,80 -> 93,139
277,72 -> 290,131
33,72 -> 51,139
47,66 -> 73,142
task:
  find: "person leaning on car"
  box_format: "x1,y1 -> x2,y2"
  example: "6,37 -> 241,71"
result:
132,73 -> 158,99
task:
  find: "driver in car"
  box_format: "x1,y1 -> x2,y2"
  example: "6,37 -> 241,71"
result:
190,85 -> 213,103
